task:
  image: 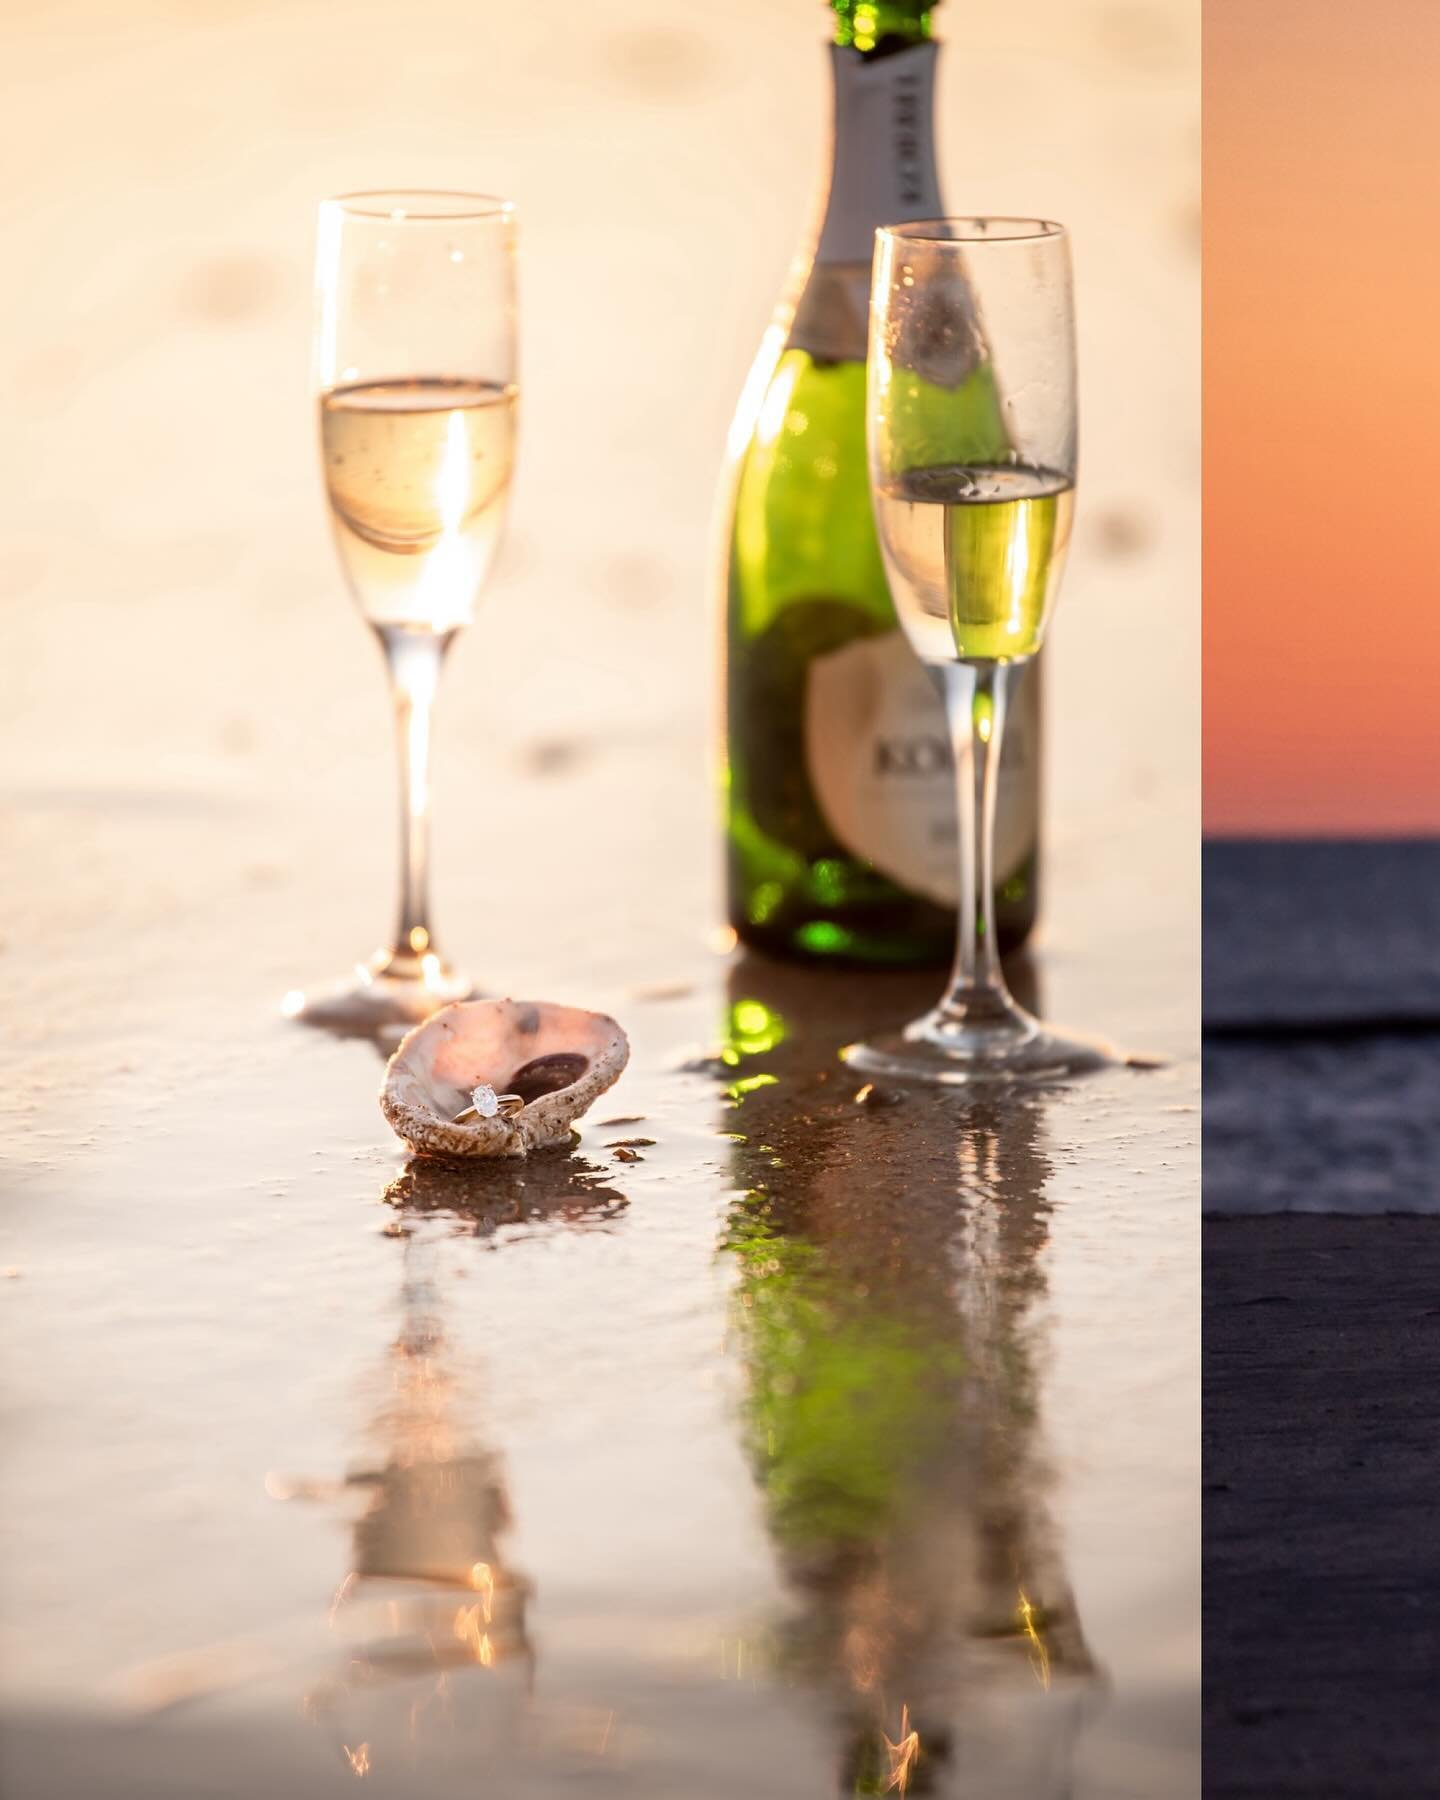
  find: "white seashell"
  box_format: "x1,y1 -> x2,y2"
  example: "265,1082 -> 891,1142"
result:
381,999 -> 630,1159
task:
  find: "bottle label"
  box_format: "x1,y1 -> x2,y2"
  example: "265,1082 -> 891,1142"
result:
814,44 -> 943,267
805,631 -> 1037,904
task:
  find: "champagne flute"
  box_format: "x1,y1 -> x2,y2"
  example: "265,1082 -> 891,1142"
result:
288,191 -> 518,1032
843,218 -> 1111,1084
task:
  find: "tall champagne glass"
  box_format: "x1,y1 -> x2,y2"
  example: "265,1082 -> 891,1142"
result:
290,191 -> 518,1031
843,219 -> 1110,1084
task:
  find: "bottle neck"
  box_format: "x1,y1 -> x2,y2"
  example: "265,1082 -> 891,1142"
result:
830,1 -> 935,54
812,39 -> 943,267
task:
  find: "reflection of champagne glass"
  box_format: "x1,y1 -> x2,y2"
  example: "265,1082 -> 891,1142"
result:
308,1157 -> 627,1765
289,191 -> 518,1031
844,219 -> 1111,1085
301,1215 -> 532,1777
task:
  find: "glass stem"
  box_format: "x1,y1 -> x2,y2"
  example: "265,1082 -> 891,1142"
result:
380,626 -> 449,977
937,660 -> 1023,1028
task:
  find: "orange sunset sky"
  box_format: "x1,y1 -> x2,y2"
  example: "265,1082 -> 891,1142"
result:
1205,0 -> 1440,834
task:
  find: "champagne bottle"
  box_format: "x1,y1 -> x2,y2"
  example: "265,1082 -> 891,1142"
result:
719,0 -> 1041,966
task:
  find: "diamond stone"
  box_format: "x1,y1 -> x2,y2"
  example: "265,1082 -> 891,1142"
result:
470,1084 -> 500,1119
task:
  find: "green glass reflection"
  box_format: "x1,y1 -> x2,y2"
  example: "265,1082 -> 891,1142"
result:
717,954 -> 1098,1793
723,1190 -> 964,1553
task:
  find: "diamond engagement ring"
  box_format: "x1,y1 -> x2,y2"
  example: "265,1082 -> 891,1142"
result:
453,1084 -> 525,1125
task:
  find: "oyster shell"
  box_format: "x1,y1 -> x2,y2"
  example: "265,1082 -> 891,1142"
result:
381,999 -> 629,1159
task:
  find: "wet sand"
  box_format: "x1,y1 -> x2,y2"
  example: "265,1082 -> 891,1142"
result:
1205,1217 -> 1440,1798
0,1 -> 1197,1793
0,939 -> 1199,1796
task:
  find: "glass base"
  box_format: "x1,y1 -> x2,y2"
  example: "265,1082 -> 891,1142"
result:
841,999 -> 1116,1089
281,951 -> 474,1041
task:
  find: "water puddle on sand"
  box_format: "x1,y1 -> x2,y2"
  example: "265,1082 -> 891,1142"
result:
0,949 -> 1196,1796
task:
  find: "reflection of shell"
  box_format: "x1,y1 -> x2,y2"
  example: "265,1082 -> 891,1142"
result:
381,999 -> 629,1159
383,1156 -> 627,1234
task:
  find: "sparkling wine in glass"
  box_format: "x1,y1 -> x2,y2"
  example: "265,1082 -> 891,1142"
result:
843,218 -> 1112,1084
288,191 -> 518,1033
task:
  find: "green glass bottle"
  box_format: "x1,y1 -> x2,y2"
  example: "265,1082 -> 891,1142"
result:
719,0 -> 1042,966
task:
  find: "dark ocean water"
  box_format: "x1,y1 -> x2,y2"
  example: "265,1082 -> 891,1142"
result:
1205,840 -> 1440,1214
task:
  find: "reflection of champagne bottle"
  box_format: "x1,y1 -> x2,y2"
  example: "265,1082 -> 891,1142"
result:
719,0 -> 1041,968
719,954 -> 1094,1793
